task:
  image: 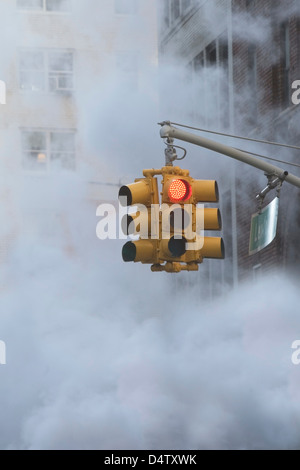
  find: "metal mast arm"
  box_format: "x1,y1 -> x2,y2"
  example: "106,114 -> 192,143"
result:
160,123 -> 300,189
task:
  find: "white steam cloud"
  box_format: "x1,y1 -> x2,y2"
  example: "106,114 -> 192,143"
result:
1,257 -> 300,449
0,0 -> 299,451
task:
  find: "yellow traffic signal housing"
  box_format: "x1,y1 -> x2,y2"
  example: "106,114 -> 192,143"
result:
119,179 -> 153,207
201,237 -> 225,259
159,166 -> 224,270
118,175 -> 160,265
118,166 -> 224,272
122,239 -> 159,264
121,211 -> 152,237
198,207 -> 222,231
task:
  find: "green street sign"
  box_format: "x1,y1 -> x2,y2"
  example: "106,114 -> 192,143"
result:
249,197 -> 279,255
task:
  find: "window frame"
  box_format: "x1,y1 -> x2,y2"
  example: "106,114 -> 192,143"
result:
280,21 -> 291,109
16,0 -> 72,14
19,48 -> 75,94
21,128 -> 77,173
163,0 -> 194,28
189,32 -> 229,128
248,43 -> 258,126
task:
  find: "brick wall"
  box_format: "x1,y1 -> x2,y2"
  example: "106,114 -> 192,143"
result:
159,0 -> 300,282
232,0 -> 300,278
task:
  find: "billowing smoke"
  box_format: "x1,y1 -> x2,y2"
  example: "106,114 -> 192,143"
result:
0,0 -> 300,451
1,258 -> 300,449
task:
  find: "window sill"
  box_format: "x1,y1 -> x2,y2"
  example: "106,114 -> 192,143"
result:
19,89 -> 75,96
17,10 -> 72,15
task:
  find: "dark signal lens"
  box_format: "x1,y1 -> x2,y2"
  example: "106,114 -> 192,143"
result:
168,179 -> 192,202
122,242 -> 136,262
168,236 -> 187,257
119,186 -> 132,206
121,215 -> 133,236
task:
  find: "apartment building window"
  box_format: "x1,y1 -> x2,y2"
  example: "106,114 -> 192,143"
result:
171,0 -> 180,22
19,50 -> 45,92
115,0 -> 137,15
19,49 -> 74,93
163,1 -> 170,28
206,42 -> 217,66
116,52 -> 138,89
191,35 -> 228,71
17,0 -> 71,11
281,21 -> 291,108
189,33 -> 229,127
21,129 -> 76,171
48,51 -> 74,92
17,0 -> 43,9
162,0 -> 193,28
248,43 -> 258,126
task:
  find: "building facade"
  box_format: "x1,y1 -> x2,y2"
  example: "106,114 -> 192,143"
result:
158,0 -> 300,287
0,0 -> 158,288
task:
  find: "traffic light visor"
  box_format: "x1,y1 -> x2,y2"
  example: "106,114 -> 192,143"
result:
119,180 -> 152,207
119,186 -> 133,206
193,180 -> 219,202
122,240 -> 157,263
201,237 -> 225,259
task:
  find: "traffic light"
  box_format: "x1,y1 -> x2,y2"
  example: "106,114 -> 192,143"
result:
160,171 -> 193,263
159,166 -> 224,271
118,166 -> 224,273
118,175 -> 160,265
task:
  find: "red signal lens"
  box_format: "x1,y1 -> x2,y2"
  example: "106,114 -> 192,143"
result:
168,179 -> 192,202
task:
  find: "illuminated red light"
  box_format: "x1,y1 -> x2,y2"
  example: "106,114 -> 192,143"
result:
168,179 -> 192,202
